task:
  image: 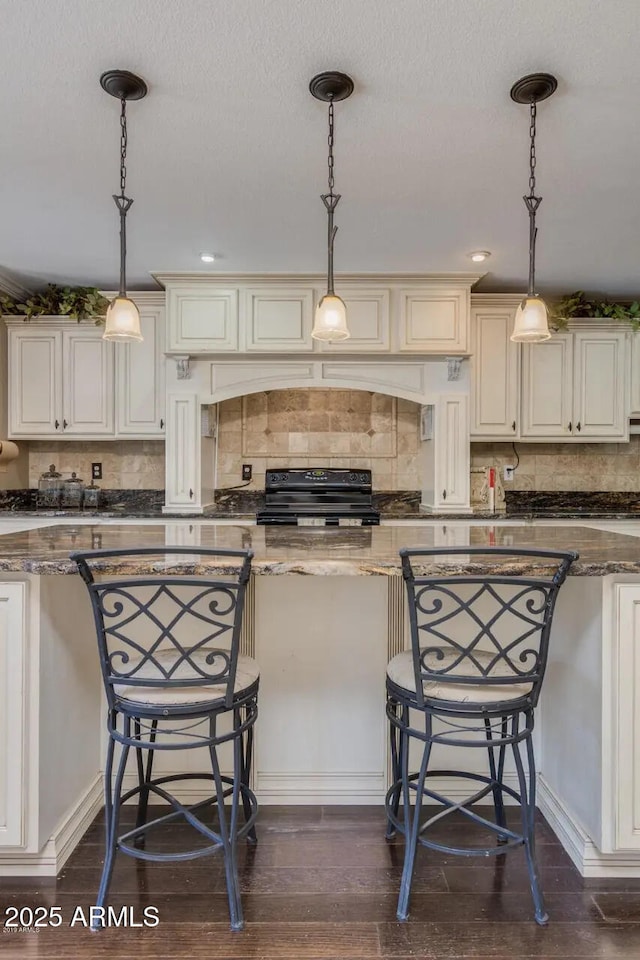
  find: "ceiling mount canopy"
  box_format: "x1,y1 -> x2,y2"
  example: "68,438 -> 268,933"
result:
509,72 -> 557,105
100,69 -> 147,343
310,70 -> 354,342
99,69 -> 148,101
509,71 -> 558,343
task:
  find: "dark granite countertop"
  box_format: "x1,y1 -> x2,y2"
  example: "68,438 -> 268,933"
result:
0,521 -> 639,576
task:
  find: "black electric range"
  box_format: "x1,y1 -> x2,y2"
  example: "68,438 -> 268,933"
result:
256,467 -> 380,526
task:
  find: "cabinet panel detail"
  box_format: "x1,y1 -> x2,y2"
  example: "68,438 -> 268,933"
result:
521,335 -> 573,438
62,332 -> 114,435
470,309 -> 520,438
631,333 -> 640,417
320,289 -> 390,351
116,308 -> 165,436
0,583 -> 26,847
8,331 -> 62,436
167,289 -> 238,352
613,585 -> 640,850
165,394 -> 198,506
399,288 -> 468,353
573,333 -> 627,438
245,289 -> 314,351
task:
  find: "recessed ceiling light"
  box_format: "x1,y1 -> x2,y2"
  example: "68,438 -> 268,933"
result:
200,253 -> 216,263
468,250 -> 491,262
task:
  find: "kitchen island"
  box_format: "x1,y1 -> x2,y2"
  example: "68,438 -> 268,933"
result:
1,520 -> 639,881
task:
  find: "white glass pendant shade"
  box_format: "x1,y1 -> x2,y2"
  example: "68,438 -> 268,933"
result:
103,296 -> 143,342
311,294 -> 350,341
510,296 -> 551,342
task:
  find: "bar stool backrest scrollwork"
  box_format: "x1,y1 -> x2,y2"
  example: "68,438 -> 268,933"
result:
72,547 -> 253,711
399,547 -> 577,710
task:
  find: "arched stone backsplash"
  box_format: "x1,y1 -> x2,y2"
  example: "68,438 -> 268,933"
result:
216,387 -> 421,491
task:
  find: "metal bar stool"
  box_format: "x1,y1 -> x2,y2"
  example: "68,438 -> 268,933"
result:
72,547 -> 258,932
385,546 -> 577,925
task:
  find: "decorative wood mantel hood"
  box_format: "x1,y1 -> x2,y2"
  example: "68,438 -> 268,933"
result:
153,272 -> 483,359
157,274 -> 477,515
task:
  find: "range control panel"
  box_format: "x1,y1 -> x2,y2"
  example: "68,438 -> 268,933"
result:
265,468 -> 372,488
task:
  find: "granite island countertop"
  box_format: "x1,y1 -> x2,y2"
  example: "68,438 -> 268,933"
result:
1,521 -> 640,576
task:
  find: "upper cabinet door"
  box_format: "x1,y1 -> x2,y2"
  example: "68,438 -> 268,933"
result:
319,288 -> 390,352
167,288 -> 238,352
244,289 -> 314,351
62,330 -> 114,435
397,287 -> 469,353
470,307 -> 520,438
116,307 -> 166,436
8,329 -> 62,436
573,332 -> 628,438
521,334 -> 573,438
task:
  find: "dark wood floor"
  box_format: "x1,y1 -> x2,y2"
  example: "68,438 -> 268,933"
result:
1,805 -> 640,958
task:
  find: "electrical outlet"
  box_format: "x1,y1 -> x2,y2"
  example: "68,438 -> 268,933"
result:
503,465 -> 515,482
242,464 -> 252,482
91,462 -> 102,480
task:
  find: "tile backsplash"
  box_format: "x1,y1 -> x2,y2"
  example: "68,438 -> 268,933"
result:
216,389 -> 421,490
472,436 -> 640,492
28,440 -> 165,489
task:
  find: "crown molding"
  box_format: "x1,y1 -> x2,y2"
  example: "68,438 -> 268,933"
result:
151,271 -> 485,288
99,289 -> 166,305
470,292 -> 525,306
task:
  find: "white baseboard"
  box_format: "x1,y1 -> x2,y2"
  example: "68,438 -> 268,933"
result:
538,775 -> 640,877
255,771 -> 386,804
0,774 -> 103,877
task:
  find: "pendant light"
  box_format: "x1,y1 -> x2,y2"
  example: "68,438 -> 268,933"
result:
509,73 -> 557,342
309,71 -> 354,341
100,70 -> 147,342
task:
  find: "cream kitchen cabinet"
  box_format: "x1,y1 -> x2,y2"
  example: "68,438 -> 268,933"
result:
164,393 -> 200,511
521,333 -> 574,438
319,287 -> 391,352
397,286 -> 470,353
470,299 -> 521,439
607,581 -> 640,852
157,274 -> 479,355
629,330 -> 640,416
116,303 -> 166,436
166,285 -> 239,352
470,302 -> 630,442
244,288 -> 314,352
0,582 -> 27,848
521,331 -> 628,440
8,324 -> 114,438
421,395 -> 471,513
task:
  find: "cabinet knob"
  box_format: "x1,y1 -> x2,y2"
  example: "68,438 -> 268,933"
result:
511,421 -> 516,432
160,418 -> 164,430
63,419 -> 68,430
568,421 -> 572,432
442,489 -> 447,500
576,421 -> 581,432
189,488 -> 193,499
55,419 -> 60,430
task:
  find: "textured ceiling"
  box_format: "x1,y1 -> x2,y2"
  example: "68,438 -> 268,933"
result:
2,0 -> 640,296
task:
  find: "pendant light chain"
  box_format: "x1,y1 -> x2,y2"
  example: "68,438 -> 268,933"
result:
114,97 -> 134,298
321,95 -> 340,296
524,99 -> 542,297
327,97 -> 335,198
119,97 -> 128,198
528,100 -> 537,198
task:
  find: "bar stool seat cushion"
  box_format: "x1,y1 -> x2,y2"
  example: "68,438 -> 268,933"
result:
386,648 -> 533,704
113,652 -> 260,707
